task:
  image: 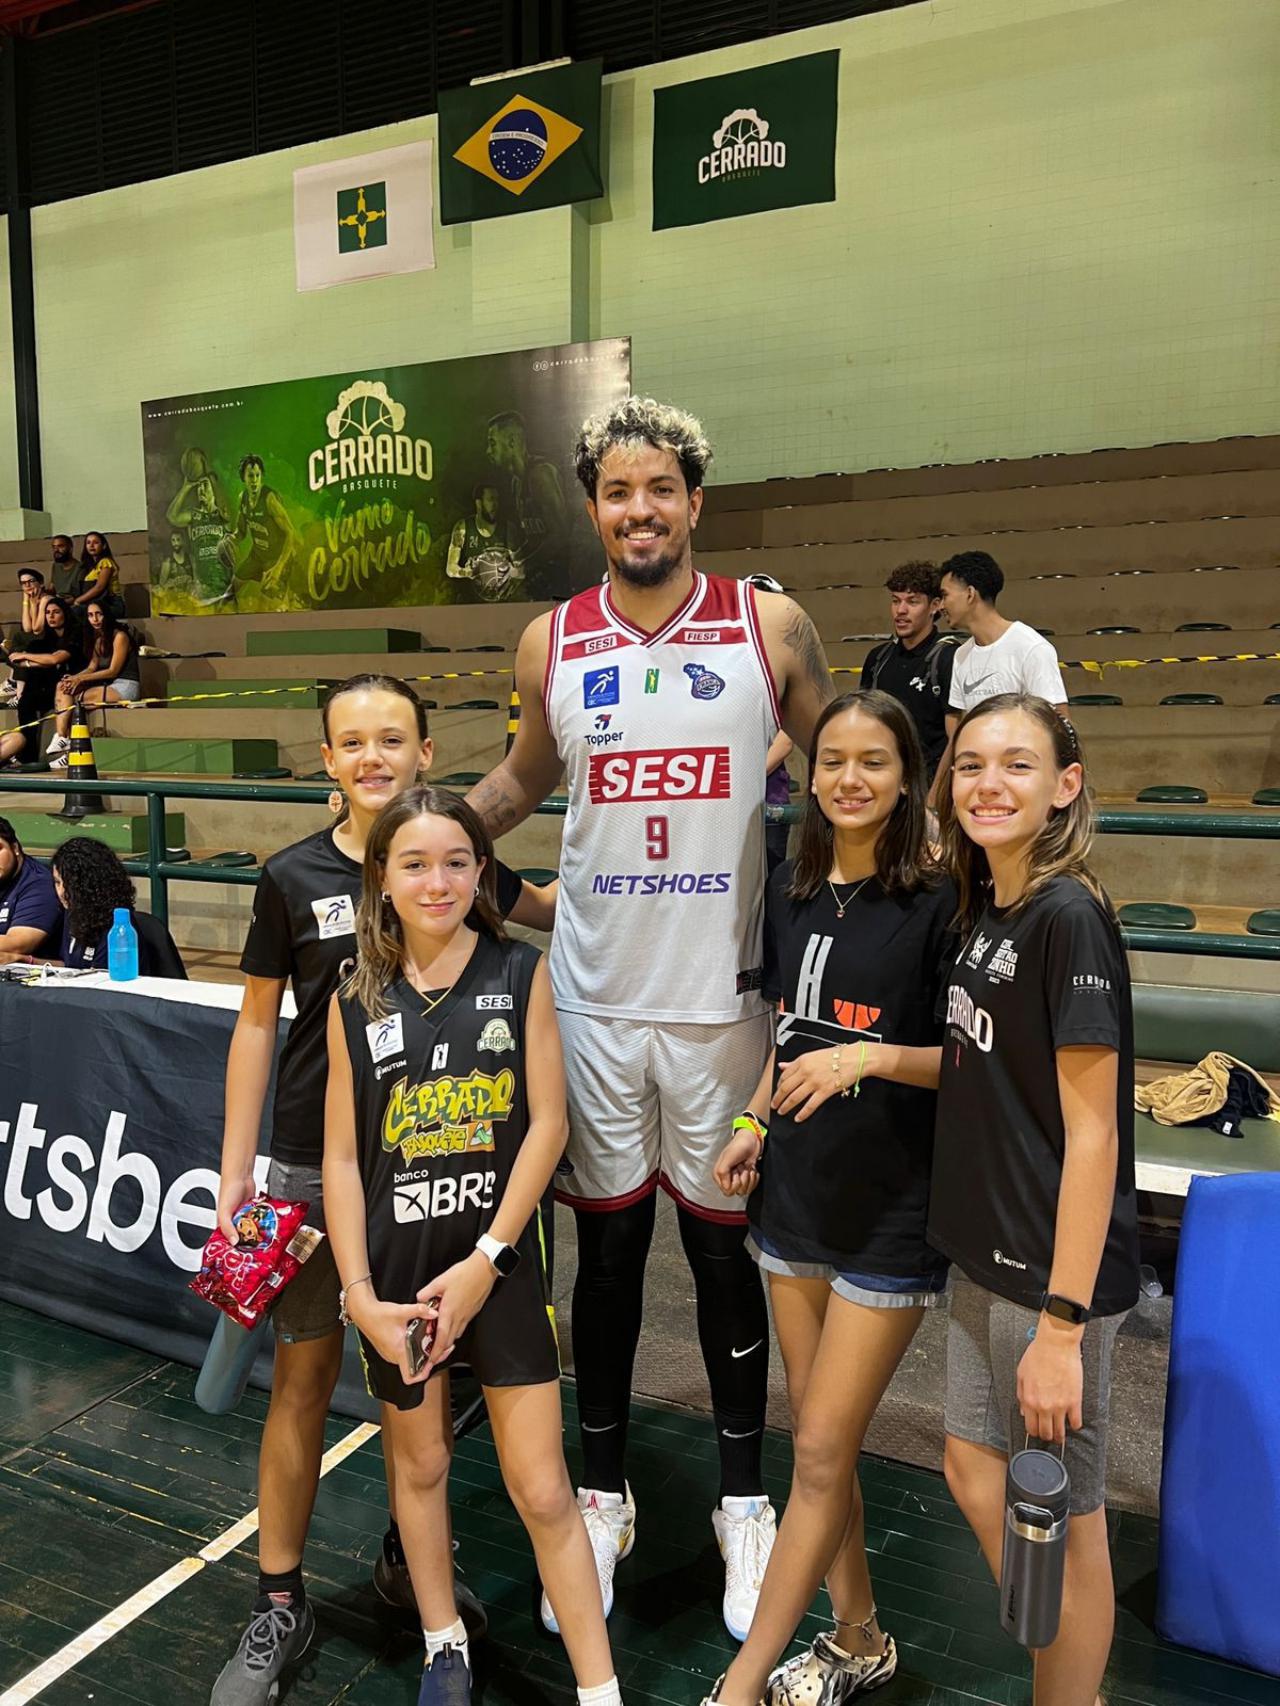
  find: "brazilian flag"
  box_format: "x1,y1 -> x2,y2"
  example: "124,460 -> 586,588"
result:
438,60 -> 604,226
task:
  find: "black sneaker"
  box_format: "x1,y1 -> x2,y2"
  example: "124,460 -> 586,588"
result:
210,1595 -> 315,1705
372,1548 -> 489,1642
416,1643 -> 472,1706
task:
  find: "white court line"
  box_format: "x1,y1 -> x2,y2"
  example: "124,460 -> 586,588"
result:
0,1420 -> 380,1706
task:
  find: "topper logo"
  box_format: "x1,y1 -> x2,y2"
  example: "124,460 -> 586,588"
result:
588,747 -> 731,804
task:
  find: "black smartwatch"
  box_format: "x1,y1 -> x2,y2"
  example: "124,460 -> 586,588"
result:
476,1233 -> 520,1278
1040,1291 -> 1090,1326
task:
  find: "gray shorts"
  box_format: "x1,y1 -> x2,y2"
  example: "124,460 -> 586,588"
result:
944,1270 -> 1125,1515
265,1159 -> 341,1343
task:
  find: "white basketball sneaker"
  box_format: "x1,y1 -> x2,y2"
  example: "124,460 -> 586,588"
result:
713,1495 -> 777,1641
540,1483 -> 636,1634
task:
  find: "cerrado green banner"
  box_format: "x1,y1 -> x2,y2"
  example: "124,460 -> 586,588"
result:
141,337 -> 631,614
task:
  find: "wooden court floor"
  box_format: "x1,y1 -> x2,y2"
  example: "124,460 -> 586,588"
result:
0,1302 -> 1275,1706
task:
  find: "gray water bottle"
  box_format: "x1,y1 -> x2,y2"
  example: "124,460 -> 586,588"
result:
999,1444 -> 1070,1648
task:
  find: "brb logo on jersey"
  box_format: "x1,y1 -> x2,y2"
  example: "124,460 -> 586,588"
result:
583,665 -> 620,708
683,661 -> 725,700
588,746 -> 731,804
381,1070 -> 515,1163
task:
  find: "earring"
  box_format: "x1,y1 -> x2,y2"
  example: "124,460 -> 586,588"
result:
381,891 -> 391,904
474,884 -> 481,898
328,790 -> 344,815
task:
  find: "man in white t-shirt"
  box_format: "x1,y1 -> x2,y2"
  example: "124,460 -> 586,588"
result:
928,551 -> 1067,802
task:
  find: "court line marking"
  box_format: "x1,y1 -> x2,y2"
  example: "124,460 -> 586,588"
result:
0,1420 -> 379,1706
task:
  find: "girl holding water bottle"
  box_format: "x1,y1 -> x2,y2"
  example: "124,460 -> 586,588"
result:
930,693 -> 1140,1705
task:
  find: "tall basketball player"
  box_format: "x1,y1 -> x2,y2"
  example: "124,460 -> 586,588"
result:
468,397 -> 834,1641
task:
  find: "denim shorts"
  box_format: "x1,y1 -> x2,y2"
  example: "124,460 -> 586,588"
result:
747,1229 -> 948,1310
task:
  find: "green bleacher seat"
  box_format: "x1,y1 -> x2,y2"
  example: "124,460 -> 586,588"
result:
1035,627 -> 1055,637
246,628 -> 420,656
1031,573 -> 1074,580
436,772 -> 483,786
1246,910 -> 1280,937
1254,788 -> 1280,805
1118,902 -> 1197,931
1175,622 -> 1230,633
516,868 -> 558,886
459,644 -> 504,653
1089,625 -> 1140,635
449,699 -> 500,711
1135,985 -> 1280,1073
1191,564 -> 1239,573
1110,568 -> 1153,576
93,736 -> 279,775
298,770 -> 331,781
0,810 -> 186,854
1137,785 -> 1209,804
1069,694 -> 1123,706
1160,693 -> 1224,706
205,851 -> 257,867
233,767 -> 293,779
1264,695 -> 1280,706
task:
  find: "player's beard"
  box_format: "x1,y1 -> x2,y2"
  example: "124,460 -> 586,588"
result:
610,531 -> 686,589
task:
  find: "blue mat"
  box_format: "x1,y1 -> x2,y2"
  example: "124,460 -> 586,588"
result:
1157,1173 -> 1280,1677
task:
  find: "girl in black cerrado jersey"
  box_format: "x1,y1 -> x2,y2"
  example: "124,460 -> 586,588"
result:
324,789 -> 620,1706
933,693 -> 1139,1706
211,676 -> 554,1706
708,691 -> 956,1706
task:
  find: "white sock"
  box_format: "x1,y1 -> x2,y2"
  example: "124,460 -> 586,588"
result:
577,1678 -> 622,1706
423,1619 -> 469,1668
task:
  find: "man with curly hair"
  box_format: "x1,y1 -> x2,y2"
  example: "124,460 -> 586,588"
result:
469,396 -> 834,1642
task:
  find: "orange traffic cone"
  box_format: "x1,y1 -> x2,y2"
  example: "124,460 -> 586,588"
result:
56,715 -> 106,820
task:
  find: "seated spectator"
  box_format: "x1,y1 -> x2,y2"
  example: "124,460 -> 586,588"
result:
0,570 -> 50,705
49,535 -> 82,602
48,600 -> 141,763
73,531 -> 126,619
0,817 -> 62,964
48,838 -> 186,977
1,597 -> 84,767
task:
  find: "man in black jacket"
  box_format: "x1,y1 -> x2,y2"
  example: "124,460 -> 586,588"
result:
859,561 -> 956,779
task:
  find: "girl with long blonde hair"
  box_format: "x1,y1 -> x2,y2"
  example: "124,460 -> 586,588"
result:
930,693 -> 1139,1706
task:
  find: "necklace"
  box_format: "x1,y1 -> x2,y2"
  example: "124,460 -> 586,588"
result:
827,874 -> 873,919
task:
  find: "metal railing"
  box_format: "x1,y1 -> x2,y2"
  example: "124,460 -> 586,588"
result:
0,774 -> 1277,959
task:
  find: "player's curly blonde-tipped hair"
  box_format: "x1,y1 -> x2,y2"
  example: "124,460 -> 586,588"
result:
574,396 -> 713,497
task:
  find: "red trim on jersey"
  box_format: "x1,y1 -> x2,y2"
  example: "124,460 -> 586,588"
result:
563,632 -> 635,662
659,1173 -> 747,1226
560,582 -> 608,635
604,571 -> 704,645
742,580 -> 783,731
555,1174 -> 660,1212
695,572 -> 741,622
542,601 -> 566,725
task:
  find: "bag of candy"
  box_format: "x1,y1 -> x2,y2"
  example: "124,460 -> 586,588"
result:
190,1195 -> 325,1328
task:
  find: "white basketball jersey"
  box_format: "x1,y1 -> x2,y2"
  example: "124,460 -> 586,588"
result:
545,572 -> 780,1022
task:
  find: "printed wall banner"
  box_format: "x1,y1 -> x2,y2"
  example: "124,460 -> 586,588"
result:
652,51 -> 839,231
439,59 -> 604,225
294,141 -> 435,292
142,338 -> 630,614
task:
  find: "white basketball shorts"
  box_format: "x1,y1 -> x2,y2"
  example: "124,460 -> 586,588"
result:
553,1009 -> 772,1222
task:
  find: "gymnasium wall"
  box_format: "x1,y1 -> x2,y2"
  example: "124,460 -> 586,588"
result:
0,218 -> 17,518
14,0 -> 1280,533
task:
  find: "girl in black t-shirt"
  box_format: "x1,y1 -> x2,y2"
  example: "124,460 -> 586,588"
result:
210,675 -> 555,1706
325,788 -> 620,1706
707,690 -> 954,1706
932,693 -> 1139,1705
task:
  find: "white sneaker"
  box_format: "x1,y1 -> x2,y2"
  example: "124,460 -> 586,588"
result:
540,1483 -> 636,1634
713,1495 -> 777,1641
766,1630 -> 897,1705
0,680 -> 20,706
46,732 -> 71,754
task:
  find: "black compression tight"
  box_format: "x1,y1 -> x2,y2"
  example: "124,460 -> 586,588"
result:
570,1194 -> 769,1500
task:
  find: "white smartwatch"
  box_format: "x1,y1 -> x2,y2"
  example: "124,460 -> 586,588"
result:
476,1232 -> 520,1277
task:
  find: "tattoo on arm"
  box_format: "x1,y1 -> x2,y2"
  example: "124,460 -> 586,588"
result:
466,773 -> 524,837
785,606 -> 835,707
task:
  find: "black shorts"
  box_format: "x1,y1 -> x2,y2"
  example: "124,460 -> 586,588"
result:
358,1257 -> 560,1410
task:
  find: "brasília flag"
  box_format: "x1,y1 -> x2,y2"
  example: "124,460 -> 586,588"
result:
293,140 -> 435,292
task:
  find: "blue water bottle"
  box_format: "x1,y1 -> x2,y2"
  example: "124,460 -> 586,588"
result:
108,907 -> 139,981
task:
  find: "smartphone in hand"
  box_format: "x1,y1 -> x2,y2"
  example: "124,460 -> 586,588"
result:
405,1314 -> 436,1377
